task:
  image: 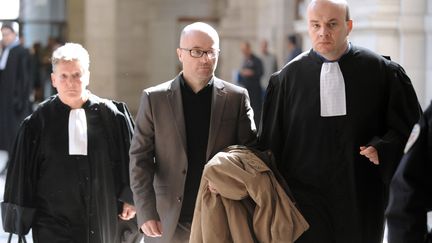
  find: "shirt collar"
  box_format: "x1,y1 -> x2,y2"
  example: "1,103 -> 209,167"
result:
179,73 -> 214,94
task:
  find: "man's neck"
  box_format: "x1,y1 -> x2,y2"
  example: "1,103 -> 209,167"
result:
61,91 -> 90,109
317,42 -> 350,62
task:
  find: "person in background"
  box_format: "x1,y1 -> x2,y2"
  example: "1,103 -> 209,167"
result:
2,43 -> 141,243
129,22 -> 256,243
258,0 -> 421,242
386,102 -> 432,243
259,39 -> 278,94
41,37 -> 63,99
284,34 -> 302,64
238,41 -> 263,127
0,22 -> 32,167
30,42 -> 44,104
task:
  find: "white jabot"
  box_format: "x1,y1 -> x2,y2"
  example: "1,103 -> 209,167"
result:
320,62 -> 347,117
68,109 -> 88,155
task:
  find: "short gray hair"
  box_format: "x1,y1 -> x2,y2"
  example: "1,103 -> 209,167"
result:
51,43 -> 90,72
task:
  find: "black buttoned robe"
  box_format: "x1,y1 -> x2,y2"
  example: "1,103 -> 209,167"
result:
258,45 -> 421,243
2,95 -> 138,243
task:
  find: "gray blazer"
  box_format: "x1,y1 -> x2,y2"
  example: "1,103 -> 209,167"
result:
129,74 -> 257,243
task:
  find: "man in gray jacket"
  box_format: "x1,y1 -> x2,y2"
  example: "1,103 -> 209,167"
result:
129,22 -> 257,243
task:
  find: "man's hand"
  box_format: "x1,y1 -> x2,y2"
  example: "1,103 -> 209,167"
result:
208,181 -> 219,194
141,220 -> 163,237
118,202 -> 136,220
360,146 -> 379,165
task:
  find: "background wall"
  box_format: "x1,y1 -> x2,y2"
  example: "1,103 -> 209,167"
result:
64,0 -> 431,113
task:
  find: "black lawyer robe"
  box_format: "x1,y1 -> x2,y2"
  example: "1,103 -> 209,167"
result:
258,45 -> 421,243
2,94 -> 137,243
0,44 -> 32,153
386,102 -> 432,243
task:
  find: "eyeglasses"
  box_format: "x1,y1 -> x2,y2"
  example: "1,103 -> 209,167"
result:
179,48 -> 219,59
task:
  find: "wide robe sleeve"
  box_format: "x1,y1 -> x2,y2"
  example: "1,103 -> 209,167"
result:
100,99 -> 136,205
386,104 -> 432,243
257,72 -> 285,160
2,116 -> 40,235
368,61 -> 421,185
237,88 -> 257,146
114,101 -> 136,205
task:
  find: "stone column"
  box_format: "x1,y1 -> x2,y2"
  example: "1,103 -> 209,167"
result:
84,0 -> 117,99
67,0 -> 85,44
425,0 -> 432,106
256,0 -> 296,68
114,0 -> 150,111
399,0 -> 427,107
343,0 -> 401,59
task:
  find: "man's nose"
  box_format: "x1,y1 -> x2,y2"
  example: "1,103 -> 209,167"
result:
200,53 -> 211,62
65,77 -> 75,86
319,26 -> 330,37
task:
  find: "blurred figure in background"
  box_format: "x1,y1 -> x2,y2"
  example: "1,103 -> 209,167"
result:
41,37 -> 63,99
259,39 -> 278,95
284,34 -> 302,64
0,22 -> 32,169
238,41 -> 263,127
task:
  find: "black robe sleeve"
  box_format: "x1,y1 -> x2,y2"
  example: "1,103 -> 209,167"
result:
368,61 -> 422,185
101,100 -> 135,205
116,101 -> 136,205
386,103 -> 432,243
257,73 -> 284,160
2,116 -> 40,235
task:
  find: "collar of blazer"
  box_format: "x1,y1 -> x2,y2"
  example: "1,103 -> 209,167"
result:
167,73 -> 228,161
167,72 -> 225,93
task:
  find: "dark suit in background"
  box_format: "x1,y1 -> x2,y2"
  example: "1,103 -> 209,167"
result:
0,25 -> 31,155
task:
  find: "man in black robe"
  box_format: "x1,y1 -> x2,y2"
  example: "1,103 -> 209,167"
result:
1,43 -> 141,243
258,1 -> 421,242
386,102 -> 432,243
0,23 -> 32,159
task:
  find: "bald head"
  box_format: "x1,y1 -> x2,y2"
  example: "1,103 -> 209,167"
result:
308,0 -> 350,21
179,22 -> 220,49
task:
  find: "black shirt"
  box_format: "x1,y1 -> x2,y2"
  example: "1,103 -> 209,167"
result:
179,74 -> 213,222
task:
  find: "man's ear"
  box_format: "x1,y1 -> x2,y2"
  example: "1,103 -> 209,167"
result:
84,71 -> 90,87
347,20 -> 353,34
176,48 -> 183,63
51,73 -> 57,88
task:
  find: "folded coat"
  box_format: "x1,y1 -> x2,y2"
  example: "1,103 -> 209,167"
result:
190,146 -> 309,243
